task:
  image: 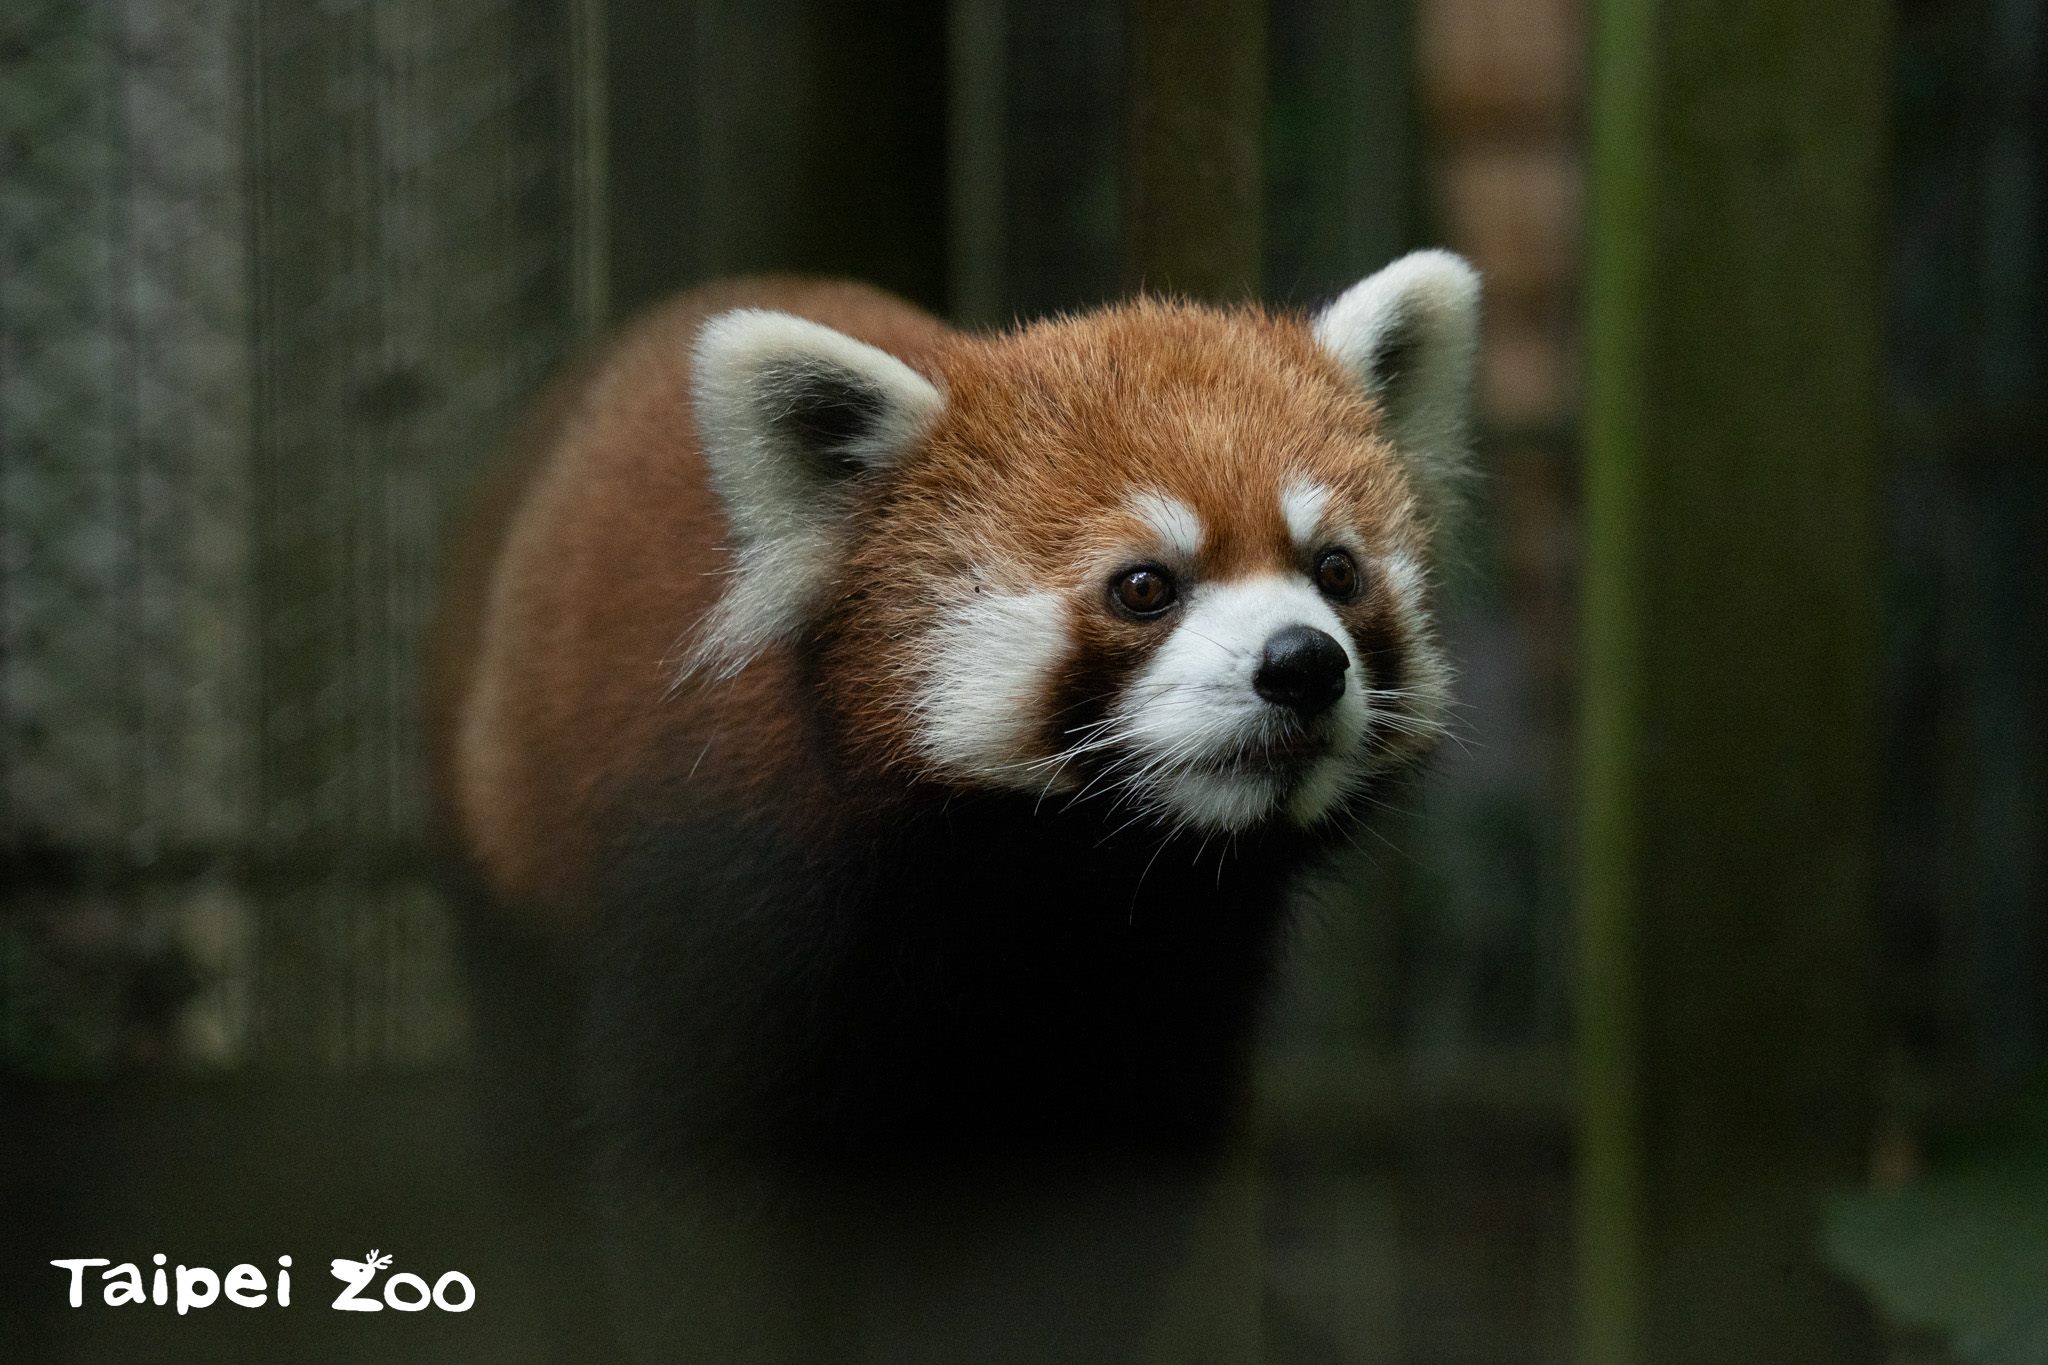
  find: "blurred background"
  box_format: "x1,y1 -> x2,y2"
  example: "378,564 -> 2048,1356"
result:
1,1 -> 2041,1362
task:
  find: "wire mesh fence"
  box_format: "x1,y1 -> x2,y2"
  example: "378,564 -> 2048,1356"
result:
0,0 -> 1572,1091
1,0 -> 588,1071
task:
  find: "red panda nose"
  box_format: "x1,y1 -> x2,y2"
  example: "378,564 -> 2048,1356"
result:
1254,625 -> 1350,718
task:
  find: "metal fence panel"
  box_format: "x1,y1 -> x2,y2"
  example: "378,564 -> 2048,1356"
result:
1,0 -> 583,1071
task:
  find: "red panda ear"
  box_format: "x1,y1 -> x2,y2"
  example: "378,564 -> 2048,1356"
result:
684,310 -> 945,677
1313,250 -> 1481,525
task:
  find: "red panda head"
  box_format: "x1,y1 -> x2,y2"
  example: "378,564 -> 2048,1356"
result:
685,252 -> 1480,835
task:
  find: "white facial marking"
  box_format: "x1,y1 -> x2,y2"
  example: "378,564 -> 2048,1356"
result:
1108,575 -> 1372,832
1126,490 -> 1205,562
1279,479 -> 1333,548
1379,550 -> 1427,610
1361,550 -> 1453,763
912,589 -> 1069,785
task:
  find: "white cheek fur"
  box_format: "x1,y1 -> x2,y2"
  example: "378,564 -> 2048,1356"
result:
1366,551 -> 1454,759
910,589 -> 1069,784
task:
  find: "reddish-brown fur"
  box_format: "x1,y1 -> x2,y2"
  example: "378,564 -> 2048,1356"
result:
431,277 -> 1432,920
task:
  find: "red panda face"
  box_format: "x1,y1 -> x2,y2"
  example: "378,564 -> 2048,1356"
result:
688,252 -> 1480,835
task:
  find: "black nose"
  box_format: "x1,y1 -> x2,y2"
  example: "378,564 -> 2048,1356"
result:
1254,625 -> 1350,717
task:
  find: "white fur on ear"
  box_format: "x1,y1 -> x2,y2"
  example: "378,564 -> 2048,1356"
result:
1313,250 -> 1481,523
683,310 -> 944,679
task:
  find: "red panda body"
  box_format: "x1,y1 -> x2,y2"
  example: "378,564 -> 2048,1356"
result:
432,278 -> 951,918
432,260 -> 1479,1359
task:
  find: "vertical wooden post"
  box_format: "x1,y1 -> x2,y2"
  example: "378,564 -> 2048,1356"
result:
948,0 -> 1130,325
1125,0 -> 1267,300
1263,0 -> 1414,307
1579,2 -> 1891,1362
947,0 -> 1010,327
602,0 -> 950,319
1121,8 -> 1270,1354
569,0 -> 612,339
597,0 -> 700,319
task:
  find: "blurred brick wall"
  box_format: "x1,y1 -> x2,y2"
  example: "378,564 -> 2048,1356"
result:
1418,0 -> 1583,826
0,0 -> 581,1073
1419,0 -> 1582,429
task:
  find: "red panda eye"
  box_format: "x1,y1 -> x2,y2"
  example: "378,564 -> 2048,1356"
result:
1314,549 -> 1361,601
1111,567 -> 1177,619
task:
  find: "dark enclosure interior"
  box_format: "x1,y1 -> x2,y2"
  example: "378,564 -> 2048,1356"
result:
3,1 -> 2044,1362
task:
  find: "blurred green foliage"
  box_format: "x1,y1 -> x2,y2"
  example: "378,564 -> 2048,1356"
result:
1829,1076 -> 2048,1364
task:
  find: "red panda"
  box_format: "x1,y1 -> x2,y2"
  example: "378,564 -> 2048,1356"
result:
428,256 -> 1479,1360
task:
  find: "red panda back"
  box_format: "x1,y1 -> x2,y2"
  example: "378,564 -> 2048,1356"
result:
430,278 -> 956,919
